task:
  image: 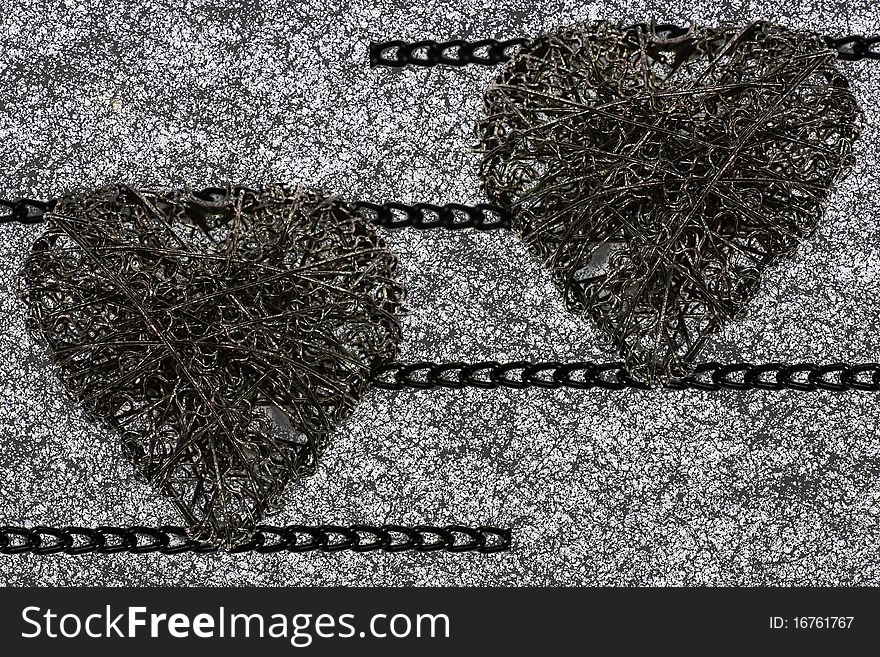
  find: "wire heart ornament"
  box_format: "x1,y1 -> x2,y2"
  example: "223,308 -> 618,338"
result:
477,21 -> 861,383
19,185 -> 405,546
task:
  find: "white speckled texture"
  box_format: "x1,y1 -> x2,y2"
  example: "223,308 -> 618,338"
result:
2,0 -> 880,585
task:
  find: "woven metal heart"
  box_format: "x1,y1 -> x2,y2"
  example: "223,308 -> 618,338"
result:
19,185 -> 404,546
477,22 -> 861,382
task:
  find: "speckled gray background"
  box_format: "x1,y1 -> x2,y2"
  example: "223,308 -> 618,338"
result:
1,0 -> 880,586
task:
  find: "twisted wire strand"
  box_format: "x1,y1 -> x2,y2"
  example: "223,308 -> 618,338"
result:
370,28 -> 880,67
0,524 -> 512,555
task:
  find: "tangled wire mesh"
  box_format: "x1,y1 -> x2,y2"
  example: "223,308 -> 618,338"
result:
476,21 -> 861,383
19,185 -> 405,547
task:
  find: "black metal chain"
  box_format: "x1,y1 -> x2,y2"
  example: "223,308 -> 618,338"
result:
370,29 -> 880,68
371,361 -> 880,392
0,198 -> 55,224
370,38 -> 530,67
1,196 -> 511,231
354,200 -> 509,230
0,524 -> 512,555
826,34 -> 880,61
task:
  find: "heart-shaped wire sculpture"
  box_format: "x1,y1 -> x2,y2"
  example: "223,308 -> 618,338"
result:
19,185 -> 405,546
476,21 -> 861,383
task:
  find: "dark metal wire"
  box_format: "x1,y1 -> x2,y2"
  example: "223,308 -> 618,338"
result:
476,21 -> 862,384
370,361 -> 880,392
370,26 -> 880,67
0,525 -> 512,555
18,185 -> 405,548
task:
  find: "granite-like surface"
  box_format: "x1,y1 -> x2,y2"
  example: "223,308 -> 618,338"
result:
1,0 -> 879,585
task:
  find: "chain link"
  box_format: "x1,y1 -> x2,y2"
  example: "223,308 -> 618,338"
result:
0,525 -> 512,555
370,38 -> 530,67
370,361 -> 880,392
826,34 -> 880,61
371,28 -> 880,68
0,198 -> 55,224
354,200 -> 509,230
